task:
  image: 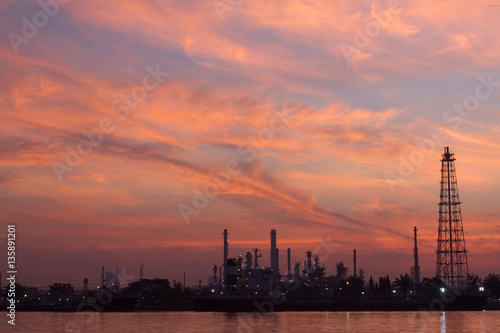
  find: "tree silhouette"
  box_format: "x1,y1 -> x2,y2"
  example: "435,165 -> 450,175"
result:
466,274 -> 480,292
335,261 -> 348,280
2,283 -> 24,298
483,273 -> 500,299
393,273 -> 413,296
378,276 -> 391,295
347,275 -> 365,296
418,277 -> 443,294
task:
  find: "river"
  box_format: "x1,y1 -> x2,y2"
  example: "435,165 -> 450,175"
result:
0,311 -> 498,332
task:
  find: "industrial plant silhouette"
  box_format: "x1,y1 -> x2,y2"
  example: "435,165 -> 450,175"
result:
1,147 -> 498,312
192,147 -> 492,311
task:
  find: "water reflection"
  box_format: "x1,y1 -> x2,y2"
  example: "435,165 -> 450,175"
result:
441,312 -> 446,333
0,311 -> 497,332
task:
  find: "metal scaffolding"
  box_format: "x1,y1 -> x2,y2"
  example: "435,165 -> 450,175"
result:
436,147 -> 469,286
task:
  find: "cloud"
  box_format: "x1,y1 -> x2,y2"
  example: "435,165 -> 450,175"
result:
0,0 -> 499,286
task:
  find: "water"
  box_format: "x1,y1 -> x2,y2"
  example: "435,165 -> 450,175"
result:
0,311 -> 498,332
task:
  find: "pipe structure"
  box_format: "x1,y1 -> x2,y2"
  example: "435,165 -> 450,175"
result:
218,266 -> 222,286
287,248 -> 291,277
212,265 -> 217,286
254,248 -> 261,268
245,250 -> 252,270
276,248 -> 280,274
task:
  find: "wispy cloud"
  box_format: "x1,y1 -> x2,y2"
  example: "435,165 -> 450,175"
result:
1,0 -> 499,286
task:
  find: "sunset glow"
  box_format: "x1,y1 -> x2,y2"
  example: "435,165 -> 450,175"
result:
1,0 -> 499,288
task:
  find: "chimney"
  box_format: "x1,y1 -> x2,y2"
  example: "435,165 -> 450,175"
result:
270,229 -> 278,272
353,249 -> 357,278
306,251 -> 312,270
223,229 -> 228,283
414,226 -> 420,284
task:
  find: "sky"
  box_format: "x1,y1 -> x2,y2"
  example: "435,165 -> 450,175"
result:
0,0 -> 500,289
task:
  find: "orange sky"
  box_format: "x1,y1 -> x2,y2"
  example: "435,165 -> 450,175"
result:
0,0 -> 499,288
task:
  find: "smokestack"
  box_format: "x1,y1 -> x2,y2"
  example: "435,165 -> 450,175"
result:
414,226 -> 420,284
270,229 -> 278,272
306,251 -> 312,270
353,249 -> 357,278
223,229 -> 228,284
287,248 -> 291,277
